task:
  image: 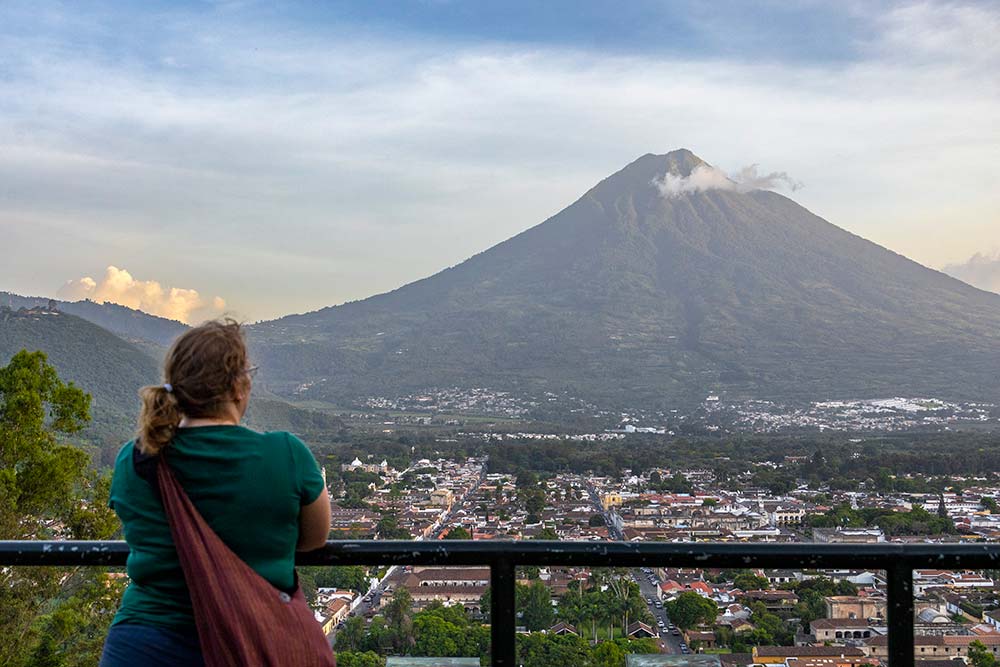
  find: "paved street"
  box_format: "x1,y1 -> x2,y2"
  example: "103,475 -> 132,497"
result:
634,569 -> 685,654
587,484 -> 687,655
336,463 -> 489,630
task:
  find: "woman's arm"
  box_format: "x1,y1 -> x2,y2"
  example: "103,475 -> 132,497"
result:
297,487 -> 331,552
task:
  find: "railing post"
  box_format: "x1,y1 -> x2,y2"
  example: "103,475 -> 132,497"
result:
887,563 -> 914,667
491,557 -> 517,667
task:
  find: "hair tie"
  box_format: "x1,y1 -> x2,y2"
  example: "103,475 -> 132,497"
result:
163,383 -> 173,393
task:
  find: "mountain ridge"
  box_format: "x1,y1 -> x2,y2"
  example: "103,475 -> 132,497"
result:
0,291 -> 189,348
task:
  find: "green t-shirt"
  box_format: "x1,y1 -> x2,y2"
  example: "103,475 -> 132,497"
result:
109,425 -> 326,632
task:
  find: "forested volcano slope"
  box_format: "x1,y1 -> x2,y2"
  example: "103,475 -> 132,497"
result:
241,149 -> 1000,410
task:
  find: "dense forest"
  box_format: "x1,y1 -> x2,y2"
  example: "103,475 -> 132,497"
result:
311,428 -> 1000,492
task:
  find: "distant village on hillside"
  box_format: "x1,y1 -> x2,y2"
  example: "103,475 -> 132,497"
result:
352,386 -> 999,435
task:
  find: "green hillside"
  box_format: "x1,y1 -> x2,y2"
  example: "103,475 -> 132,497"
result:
0,306 -> 159,454
249,149 -> 1000,412
0,306 -> 344,465
1,292 -> 188,348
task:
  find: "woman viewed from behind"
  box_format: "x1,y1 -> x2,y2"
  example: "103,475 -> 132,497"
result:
100,320 -> 333,666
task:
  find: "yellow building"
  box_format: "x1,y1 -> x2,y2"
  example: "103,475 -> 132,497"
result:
601,493 -> 623,511
752,646 -> 867,664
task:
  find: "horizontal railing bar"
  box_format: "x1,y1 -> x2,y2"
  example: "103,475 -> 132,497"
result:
4,540 -> 1000,569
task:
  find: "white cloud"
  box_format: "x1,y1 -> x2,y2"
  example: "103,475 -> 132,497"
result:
655,164 -> 734,198
654,163 -> 802,199
730,165 -> 803,193
943,252 -> 1000,294
877,2 -> 1000,67
56,265 -> 227,324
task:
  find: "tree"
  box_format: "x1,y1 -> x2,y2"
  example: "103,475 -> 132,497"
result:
982,497 -> 999,514
384,587 -> 414,653
335,616 -> 367,652
665,473 -> 693,493
733,573 -> 770,591
533,527 -> 559,540
746,601 -> 794,646
522,488 -> 546,515
443,526 -> 471,540
592,640 -> 626,667
588,514 -> 606,527
412,613 -> 460,656
582,590 -> 606,642
0,351 -> 122,667
516,470 -> 538,489
793,578 -> 840,628
0,351 -> 91,537
875,468 -> 894,493
517,633 -> 591,667
335,651 -> 385,667
307,565 -> 371,594
969,640 -> 997,667
732,627 -> 776,652
619,637 -> 659,655
376,511 -> 411,540
592,569 -> 649,635
410,604 -> 489,659
557,590 -> 586,628
835,580 -> 859,596
518,581 -> 555,631
361,616 -> 392,653
480,587 -> 492,623
665,592 -> 718,630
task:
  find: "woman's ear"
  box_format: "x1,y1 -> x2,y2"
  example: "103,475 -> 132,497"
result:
234,375 -> 252,408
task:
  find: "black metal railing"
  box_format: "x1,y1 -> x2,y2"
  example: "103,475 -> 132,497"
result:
5,540 -> 1000,666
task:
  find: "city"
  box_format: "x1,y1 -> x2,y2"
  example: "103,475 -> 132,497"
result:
300,441 -> 1000,666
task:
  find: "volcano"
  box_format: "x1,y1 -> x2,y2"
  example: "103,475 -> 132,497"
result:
250,150 -> 1000,411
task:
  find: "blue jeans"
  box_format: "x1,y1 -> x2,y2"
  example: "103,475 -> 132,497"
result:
100,623 -> 205,667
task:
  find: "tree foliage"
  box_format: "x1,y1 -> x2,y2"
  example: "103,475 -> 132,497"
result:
0,351 -> 123,667
335,651 -> 385,667
969,640 -> 997,667
665,591 -> 719,630
518,581 -> 555,631
807,503 -> 956,536
733,573 -> 770,591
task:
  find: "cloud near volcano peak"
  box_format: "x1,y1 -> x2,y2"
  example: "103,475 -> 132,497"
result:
57,266 -> 226,324
654,163 -> 803,199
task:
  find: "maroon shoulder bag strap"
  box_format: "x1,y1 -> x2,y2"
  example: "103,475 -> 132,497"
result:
144,449 -> 336,666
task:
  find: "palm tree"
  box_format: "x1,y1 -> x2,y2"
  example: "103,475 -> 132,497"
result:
583,590 -> 604,643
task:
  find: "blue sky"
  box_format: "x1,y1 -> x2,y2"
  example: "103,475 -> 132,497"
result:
1,0 -> 998,321
280,0 -> 873,62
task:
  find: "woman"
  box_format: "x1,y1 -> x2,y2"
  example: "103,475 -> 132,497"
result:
100,319 -> 332,666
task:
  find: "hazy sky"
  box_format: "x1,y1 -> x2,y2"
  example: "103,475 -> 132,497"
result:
1,0 -> 998,322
